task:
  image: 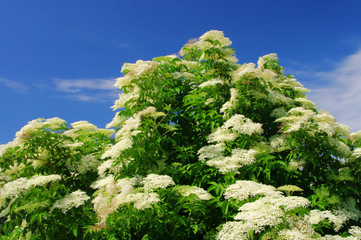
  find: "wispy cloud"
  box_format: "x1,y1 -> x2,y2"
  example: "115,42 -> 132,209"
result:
0,77 -> 29,93
304,48 -> 361,131
53,78 -> 118,102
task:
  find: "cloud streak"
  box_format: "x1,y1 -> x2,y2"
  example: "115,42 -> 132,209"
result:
305,48 -> 361,131
53,78 -> 118,102
0,78 -> 29,93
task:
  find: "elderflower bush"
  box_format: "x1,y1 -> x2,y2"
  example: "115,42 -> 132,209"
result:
1,30 -> 361,239
0,118 -> 114,239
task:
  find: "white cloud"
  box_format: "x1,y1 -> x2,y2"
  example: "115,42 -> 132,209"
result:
53,78 -> 118,102
54,78 -> 116,92
305,48 -> 361,132
0,78 -> 29,93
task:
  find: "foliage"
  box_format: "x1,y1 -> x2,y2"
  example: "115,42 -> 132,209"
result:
1,30 -> 361,239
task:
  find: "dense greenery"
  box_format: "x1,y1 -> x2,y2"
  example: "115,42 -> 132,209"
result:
1,30 -> 361,239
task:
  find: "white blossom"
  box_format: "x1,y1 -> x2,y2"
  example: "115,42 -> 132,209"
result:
0,175 -> 61,200
70,155 -> 101,174
349,226 -> 361,239
206,149 -> 258,174
278,228 -> 311,240
352,148 -> 361,159
223,114 -> 263,135
101,134 -> 133,159
224,180 -> 281,201
71,121 -> 98,131
198,30 -> 232,47
198,143 -> 225,162
220,88 -> 239,113
295,97 -> 317,109
51,190 -> 90,213
216,221 -> 255,240
235,199 -> 284,230
198,79 -> 224,88
174,185 -> 212,200
208,128 -> 238,143
141,174 -> 175,192
350,130 -> 361,141
133,192 -> 160,210
267,89 -> 294,105
257,53 -> 278,70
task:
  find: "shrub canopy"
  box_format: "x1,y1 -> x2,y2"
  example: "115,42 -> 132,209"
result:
1,30 -> 361,239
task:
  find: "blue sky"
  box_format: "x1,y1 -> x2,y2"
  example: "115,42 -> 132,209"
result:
1,0 -> 361,144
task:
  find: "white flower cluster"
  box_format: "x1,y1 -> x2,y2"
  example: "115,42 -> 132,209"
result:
216,221 -> 255,240
329,138 -> 352,158
224,180 -> 281,201
256,53 -> 274,70
306,206 -> 360,232
114,60 -> 158,90
103,107 -> 166,162
269,135 -> 291,152
267,89 -> 295,105
295,97 -> 317,109
223,114 -> 263,136
220,88 -> 239,113
276,108 -> 351,138
141,174 -> 175,192
71,121 -> 98,131
350,130 -> 361,142
234,199 -> 284,230
207,149 -> 258,174
91,174 -> 175,225
198,30 -> 232,47
208,128 -> 238,143
66,155 -> 101,174
112,60 -> 158,111
198,78 -> 224,88
198,114 -> 263,174
198,143 -> 225,162
51,190 -> 90,213
112,85 -> 142,110
352,148 -> 361,159
174,185 -> 212,200
218,181 -> 312,240
278,228 -> 312,240
0,174 -> 61,203
0,118 -> 68,157
179,30 -> 237,63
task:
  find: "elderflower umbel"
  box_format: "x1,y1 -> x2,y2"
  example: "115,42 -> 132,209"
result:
101,133 -> 133,159
141,174 -> 175,192
216,221 -> 255,240
0,174 -> 61,200
266,89 -> 294,105
51,190 -> 90,213
206,148 -> 258,174
71,121 -> 98,131
350,130 -> 361,141
306,210 -> 348,232
220,88 -> 239,113
174,185 -> 212,200
278,228 -> 311,240
71,155 -> 100,174
352,148 -> 361,159
349,226 -> 361,239
224,180 -> 282,201
198,143 -> 225,162
208,128 -> 238,143
223,114 -> 263,135
198,79 -> 224,88
133,192 -> 160,210
198,30 -> 232,47
234,199 -> 284,230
